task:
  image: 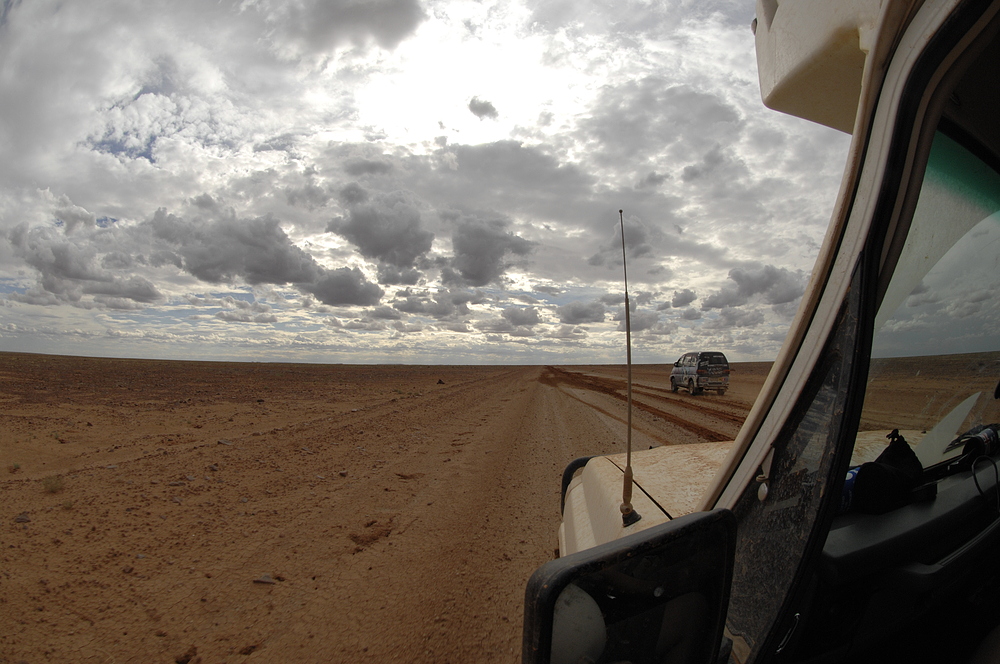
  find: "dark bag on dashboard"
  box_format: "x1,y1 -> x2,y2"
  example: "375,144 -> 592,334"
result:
844,430 -> 923,514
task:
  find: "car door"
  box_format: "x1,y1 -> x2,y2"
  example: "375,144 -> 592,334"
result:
524,2 -> 1000,663
711,2 -> 1000,661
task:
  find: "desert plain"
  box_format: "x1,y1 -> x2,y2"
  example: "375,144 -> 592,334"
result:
0,352 -> 767,663
3,350 -> 997,663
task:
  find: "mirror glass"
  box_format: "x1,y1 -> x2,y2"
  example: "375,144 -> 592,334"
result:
523,509 -> 735,664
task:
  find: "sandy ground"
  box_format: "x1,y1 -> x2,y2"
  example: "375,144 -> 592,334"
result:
0,353 -> 766,664
4,351 -> 997,663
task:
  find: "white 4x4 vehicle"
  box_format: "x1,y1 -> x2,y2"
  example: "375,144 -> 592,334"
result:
524,1 -> 1000,663
670,351 -> 731,396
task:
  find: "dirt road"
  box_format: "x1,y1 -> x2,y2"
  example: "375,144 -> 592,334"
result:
0,355 -> 760,663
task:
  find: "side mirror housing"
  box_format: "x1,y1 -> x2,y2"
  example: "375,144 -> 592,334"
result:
523,509 -> 736,664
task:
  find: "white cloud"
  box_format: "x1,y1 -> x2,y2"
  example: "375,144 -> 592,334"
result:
0,0 -> 852,363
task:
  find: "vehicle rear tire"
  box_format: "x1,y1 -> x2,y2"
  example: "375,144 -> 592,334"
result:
689,380 -> 701,395
717,389 -> 726,396
670,378 -> 678,393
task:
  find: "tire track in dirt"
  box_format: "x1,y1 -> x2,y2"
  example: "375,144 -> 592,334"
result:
540,367 -> 742,443
568,368 -> 751,426
1,362 -> 618,664
1,356 -> 761,663
631,386 -> 746,426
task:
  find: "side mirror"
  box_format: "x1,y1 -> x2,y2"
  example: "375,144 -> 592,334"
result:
523,509 -> 736,664
674,361 -> 681,367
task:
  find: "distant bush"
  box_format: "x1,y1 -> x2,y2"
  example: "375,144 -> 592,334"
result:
42,475 -> 64,493
7,463 -> 19,474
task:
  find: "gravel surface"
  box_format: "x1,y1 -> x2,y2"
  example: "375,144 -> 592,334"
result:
0,353 -> 763,663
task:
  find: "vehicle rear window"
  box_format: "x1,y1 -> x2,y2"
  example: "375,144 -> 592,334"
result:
700,354 -> 728,366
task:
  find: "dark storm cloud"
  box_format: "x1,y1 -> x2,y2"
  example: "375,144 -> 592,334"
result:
92,296 -> 149,311
7,223 -> 164,306
579,78 -> 743,165
445,217 -> 535,287
473,318 -> 535,337
0,0 -> 857,367
392,320 -> 422,333
679,308 -> 702,320
502,306 -> 541,327
344,159 -> 393,176
599,293 -> 622,306
369,305 -> 402,320
305,268 -> 383,306
285,180 -> 331,210
430,141 -> 596,217
634,292 -> 655,306
451,289 -> 487,306
338,182 -> 369,205
703,307 -> 765,330
101,251 -> 135,270
147,208 -> 383,307
557,300 -> 605,325
10,224 -> 105,283
547,324 -> 587,340
476,305 -> 541,333
262,0 -> 426,54
82,275 -> 162,303
6,287 -> 60,306
376,265 -> 421,286
638,171 -> 669,188
392,294 -> 426,314
681,144 -> 729,182
390,288 -> 478,320
322,142 -> 614,286
702,264 -> 806,309
614,308 -> 659,332
468,96 -> 498,120
671,289 -> 696,307
54,196 -> 96,233
587,218 -> 656,268
329,190 -> 433,270
150,209 -> 320,285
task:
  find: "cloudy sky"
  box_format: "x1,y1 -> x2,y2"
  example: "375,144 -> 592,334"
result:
0,0 -> 851,365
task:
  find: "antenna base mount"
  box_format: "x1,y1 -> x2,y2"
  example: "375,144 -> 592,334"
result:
621,506 -> 642,526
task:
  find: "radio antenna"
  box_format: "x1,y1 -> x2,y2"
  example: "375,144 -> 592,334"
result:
619,209 -> 641,527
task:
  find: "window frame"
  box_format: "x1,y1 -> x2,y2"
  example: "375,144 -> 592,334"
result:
721,1 -> 1000,660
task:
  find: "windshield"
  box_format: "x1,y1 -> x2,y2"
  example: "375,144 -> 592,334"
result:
855,130 -> 1000,469
726,16 -> 1000,661
701,354 -> 729,366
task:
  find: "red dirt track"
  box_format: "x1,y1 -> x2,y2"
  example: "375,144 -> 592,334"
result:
0,353 -> 764,663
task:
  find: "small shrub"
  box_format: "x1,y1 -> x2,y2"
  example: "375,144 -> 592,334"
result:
62,500 -> 75,510
7,463 -> 19,474
42,475 -> 64,493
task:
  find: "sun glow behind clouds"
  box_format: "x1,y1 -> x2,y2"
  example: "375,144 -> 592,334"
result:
0,0 -> 855,364
355,2 -> 596,147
